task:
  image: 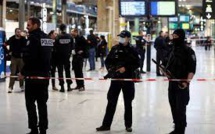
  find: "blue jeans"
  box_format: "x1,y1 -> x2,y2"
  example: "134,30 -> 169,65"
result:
88,48 -> 96,70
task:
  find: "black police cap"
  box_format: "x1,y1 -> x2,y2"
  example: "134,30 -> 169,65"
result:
117,30 -> 131,38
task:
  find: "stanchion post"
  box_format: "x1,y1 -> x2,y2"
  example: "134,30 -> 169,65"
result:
147,40 -> 151,72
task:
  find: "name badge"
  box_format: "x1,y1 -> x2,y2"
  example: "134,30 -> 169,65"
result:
41,39 -> 53,46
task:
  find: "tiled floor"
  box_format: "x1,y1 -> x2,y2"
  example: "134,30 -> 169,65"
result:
0,44 -> 215,134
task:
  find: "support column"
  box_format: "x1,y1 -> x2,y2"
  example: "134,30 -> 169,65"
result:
62,0 -> 67,24
19,0 -> 25,30
27,0 -> 31,18
52,0 -> 57,26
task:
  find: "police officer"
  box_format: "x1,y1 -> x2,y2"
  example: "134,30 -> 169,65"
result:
70,28 -> 87,91
19,17 -> 52,134
134,30 -> 147,73
55,24 -> 73,92
154,31 -> 168,75
165,29 -> 196,134
96,30 -> 140,132
48,30 -> 58,91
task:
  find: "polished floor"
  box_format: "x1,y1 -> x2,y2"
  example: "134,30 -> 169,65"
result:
0,44 -> 215,134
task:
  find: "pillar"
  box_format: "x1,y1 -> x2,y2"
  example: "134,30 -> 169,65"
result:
19,0 -> 25,30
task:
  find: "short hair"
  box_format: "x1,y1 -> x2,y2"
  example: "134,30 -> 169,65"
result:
28,17 -> 41,27
59,24 -> 66,31
90,30 -> 93,34
100,35 -> 105,40
48,30 -> 55,37
159,31 -> 163,36
15,28 -> 20,33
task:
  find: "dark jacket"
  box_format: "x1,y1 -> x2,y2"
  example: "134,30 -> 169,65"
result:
21,28 -> 53,77
74,35 -> 88,57
87,34 -> 97,48
134,36 -> 146,51
98,40 -> 107,56
5,35 -> 27,58
166,45 -> 196,79
105,43 -> 140,78
55,32 -> 73,58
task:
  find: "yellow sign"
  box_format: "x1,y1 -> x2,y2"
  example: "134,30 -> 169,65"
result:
120,23 -> 127,26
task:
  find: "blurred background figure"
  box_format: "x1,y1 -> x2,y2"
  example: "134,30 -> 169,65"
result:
97,35 -> 107,70
204,36 -> 212,51
71,28 -> 87,91
87,30 -> 97,71
48,30 -> 58,91
5,28 -> 27,93
154,31 -> 168,76
134,30 -> 147,74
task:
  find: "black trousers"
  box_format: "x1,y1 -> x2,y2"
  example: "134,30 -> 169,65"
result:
102,81 -> 135,128
57,56 -> 72,87
168,82 -> 190,128
138,49 -> 146,71
72,55 -> 84,87
51,58 -> 58,87
25,79 -> 49,130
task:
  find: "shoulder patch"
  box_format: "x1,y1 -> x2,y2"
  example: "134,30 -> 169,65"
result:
59,39 -> 71,44
41,39 -> 53,46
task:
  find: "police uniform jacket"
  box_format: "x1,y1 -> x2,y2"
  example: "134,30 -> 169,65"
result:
55,32 -> 73,58
105,43 -> 140,78
134,36 -> 146,51
21,28 -> 53,77
166,45 -> 196,79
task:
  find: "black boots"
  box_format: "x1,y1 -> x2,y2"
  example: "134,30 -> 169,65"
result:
169,126 -> 185,134
126,127 -> 132,132
26,129 -> 38,134
96,126 -> 110,131
26,129 -> 46,134
59,86 -> 65,92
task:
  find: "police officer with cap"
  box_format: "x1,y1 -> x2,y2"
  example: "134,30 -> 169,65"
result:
96,30 -> 140,132
55,24 -> 73,92
165,29 -> 196,134
19,17 -> 53,134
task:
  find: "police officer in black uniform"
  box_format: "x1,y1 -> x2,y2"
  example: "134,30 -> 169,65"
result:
165,29 -> 196,134
19,17 -> 52,134
134,30 -> 147,73
71,28 -> 87,91
96,30 -> 140,132
154,31 -> 168,75
55,24 -> 73,92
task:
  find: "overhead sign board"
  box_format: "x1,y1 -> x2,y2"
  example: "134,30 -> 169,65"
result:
119,0 -> 147,17
203,0 -> 215,19
150,0 -> 177,16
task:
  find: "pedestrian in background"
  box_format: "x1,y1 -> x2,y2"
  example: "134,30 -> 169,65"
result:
48,30 -> 58,91
97,35 -> 107,70
87,30 -> 97,71
71,28 -> 87,91
5,28 -> 27,93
